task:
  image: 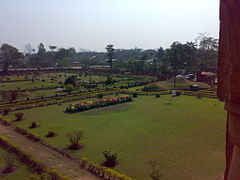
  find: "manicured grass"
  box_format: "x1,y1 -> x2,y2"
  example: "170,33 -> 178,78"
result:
8,95 -> 226,180
143,77 -> 210,91
0,148 -> 31,180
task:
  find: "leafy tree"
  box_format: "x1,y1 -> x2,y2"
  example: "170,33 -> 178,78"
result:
0,44 -> 24,72
65,84 -> 74,93
48,45 -> 57,52
106,44 -> 115,70
64,76 -> 76,86
24,43 -> 35,55
59,57 -> 71,67
105,74 -> 113,85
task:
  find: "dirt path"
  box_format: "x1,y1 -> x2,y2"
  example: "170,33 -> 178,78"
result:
0,124 -> 101,180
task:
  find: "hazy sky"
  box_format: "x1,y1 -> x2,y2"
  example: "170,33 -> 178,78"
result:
0,0 -> 219,52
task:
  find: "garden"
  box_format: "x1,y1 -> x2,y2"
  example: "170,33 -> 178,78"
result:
4,95 -> 226,180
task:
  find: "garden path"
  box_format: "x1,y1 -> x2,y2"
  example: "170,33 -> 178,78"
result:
0,123 -> 101,180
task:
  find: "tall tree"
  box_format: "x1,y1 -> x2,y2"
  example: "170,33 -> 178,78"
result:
48,45 -> 57,52
24,43 -> 35,55
0,44 -> 23,72
106,44 -> 115,70
37,43 -> 46,67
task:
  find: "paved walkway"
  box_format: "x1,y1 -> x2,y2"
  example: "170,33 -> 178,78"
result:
0,124 -> 101,180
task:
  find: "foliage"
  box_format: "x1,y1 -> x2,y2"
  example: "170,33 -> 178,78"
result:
105,74 -> 113,85
46,131 -> 56,138
148,161 -> 162,180
67,131 -> 83,150
98,93 -> 103,98
0,44 -> 24,72
64,76 -> 76,87
106,44 -> 115,70
65,84 -> 74,93
156,94 -> 160,98
15,112 -> 24,121
65,96 -> 132,113
1,152 -> 15,173
103,149 -> 117,164
132,93 -> 138,98
29,121 -> 37,129
3,109 -> 10,116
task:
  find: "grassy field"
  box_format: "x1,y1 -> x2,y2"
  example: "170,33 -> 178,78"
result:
7,95 -> 226,180
0,148 -> 31,180
143,77 -> 210,91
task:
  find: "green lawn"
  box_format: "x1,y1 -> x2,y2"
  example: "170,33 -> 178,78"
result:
0,148 -> 31,180
8,95 -> 226,180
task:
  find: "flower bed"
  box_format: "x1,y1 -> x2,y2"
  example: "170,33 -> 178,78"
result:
66,96 -> 132,113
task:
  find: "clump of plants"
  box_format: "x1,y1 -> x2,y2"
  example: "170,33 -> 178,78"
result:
102,149 -> 118,168
46,131 -> 56,138
148,161 -> 162,180
132,93 -> 138,98
155,94 -> 160,98
67,131 -> 84,150
3,109 -> 9,116
197,93 -> 202,99
14,112 -> 24,121
1,152 -> 16,174
98,94 -> 103,98
29,121 -> 38,129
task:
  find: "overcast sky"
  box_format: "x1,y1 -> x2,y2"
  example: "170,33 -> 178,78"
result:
0,0 -> 219,52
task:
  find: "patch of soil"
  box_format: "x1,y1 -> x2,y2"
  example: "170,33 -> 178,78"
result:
101,161 -> 119,168
67,143 -> 84,150
0,165 -> 19,174
83,104 -> 132,115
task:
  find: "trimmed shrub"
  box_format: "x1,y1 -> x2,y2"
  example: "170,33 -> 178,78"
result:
14,112 -> 24,121
98,94 -> 103,98
103,149 -> 117,167
3,109 -> 9,116
155,94 -> 160,98
29,121 -> 37,129
46,131 -> 56,138
132,93 -> 138,98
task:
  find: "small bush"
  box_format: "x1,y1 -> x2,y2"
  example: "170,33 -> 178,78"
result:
98,94 -> 103,98
3,109 -> 9,116
103,149 -> 117,167
46,131 -> 56,138
1,152 -> 15,174
29,121 -> 37,129
67,131 -> 83,150
155,94 -> 160,98
14,112 -> 24,121
176,92 -> 181,96
132,93 -> 138,98
148,161 -> 162,180
197,93 -> 202,99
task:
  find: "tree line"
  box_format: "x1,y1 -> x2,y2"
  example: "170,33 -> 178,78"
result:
0,33 -> 218,75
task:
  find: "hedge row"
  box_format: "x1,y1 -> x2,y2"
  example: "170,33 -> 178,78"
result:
0,89 -> 119,112
120,89 -> 218,99
0,135 -> 73,180
0,89 -> 114,108
0,115 -> 134,180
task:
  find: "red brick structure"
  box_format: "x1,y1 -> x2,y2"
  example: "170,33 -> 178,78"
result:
218,0 -> 240,179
